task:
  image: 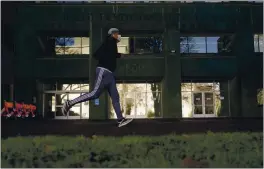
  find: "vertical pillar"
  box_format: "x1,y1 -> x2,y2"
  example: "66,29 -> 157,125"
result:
229,77 -> 241,117
89,15 -> 109,120
161,29 -> 182,118
14,26 -> 37,104
218,81 -> 230,117
233,7 -> 259,117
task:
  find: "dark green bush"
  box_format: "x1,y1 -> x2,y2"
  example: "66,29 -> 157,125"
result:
1,132 -> 263,168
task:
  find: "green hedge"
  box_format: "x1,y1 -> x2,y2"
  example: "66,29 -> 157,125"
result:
1,132 -> 263,168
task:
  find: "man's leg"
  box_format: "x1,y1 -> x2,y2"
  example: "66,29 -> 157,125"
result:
107,77 -> 123,120
107,75 -> 133,127
62,68 -> 105,115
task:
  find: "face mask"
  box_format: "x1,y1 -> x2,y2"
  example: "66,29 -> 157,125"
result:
117,35 -> 121,42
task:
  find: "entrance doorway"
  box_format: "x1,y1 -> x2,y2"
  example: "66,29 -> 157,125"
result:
43,83 -> 90,119
193,92 -> 215,117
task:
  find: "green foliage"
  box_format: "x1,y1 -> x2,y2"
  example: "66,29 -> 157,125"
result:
125,102 -> 134,115
1,132 -> 263,168
257,89 -> 263,105
147,110 -> 155,118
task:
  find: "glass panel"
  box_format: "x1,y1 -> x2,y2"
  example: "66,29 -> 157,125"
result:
62,84 -> 71,91
124,92 -> 136,117
194,106 -> 203,115
55,107 -> 64,117
82,47 -> 89,54
205,106 -> 214,114
257,88 -> 263,105
181,83 -> 192,91
65,48 -> 81,54
80,84 -> 89,90
215,91 -> 222,116
81,99 -> 89,119
55,47 -> 65,55
65,37 -> 81,47
54,37 -> 89,55
206,37 -> 219,53
118,37 -> 130,54
134,37 -> 163,54
189,37 -> 206,53
134,92 -> 147,117
204,93 -> 214,105
193,93 -> 202,105
69,104 -> 81,116
146,91 -> 161,118
68,93 -> 80,101
254,34 -> 260,52
180,37 -> 188,53
82,37 -> 89,47
55,37 -> 65,47
182,91 -> 192,117
259,34 -> 263,52
51,96 -> 55,112
55,93 -> 67,106
192,83 -> 214,92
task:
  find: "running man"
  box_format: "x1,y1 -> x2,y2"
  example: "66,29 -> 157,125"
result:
62,28 -> 133,127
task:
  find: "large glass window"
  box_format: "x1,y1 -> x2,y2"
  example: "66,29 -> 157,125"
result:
53,36 -> 162,55
55,37 -> 89,55
254,34 -> 263,52
181,82 -> 228,118
44,83 -> 90,119
109,82 -> 162,119
180,35 -> 234,54
118,36 -> 163,55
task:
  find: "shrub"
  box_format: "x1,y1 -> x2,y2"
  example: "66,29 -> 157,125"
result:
1,132 -> 263,168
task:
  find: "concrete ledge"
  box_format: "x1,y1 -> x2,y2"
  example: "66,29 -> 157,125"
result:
1,118 -> 262,138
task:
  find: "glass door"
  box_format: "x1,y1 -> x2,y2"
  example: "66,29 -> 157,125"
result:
193,92 -> 203,117
192,92 -> 216,117
204,92 -> 215,117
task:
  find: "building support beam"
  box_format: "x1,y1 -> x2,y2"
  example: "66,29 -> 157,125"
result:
161,29 -> 182,118
233,7 -> 260,117
89,16 -> 109,120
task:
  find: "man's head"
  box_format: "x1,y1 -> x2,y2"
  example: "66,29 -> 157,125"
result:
108,28 -> 121,42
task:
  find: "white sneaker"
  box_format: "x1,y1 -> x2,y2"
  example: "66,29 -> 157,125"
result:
118,118 -> 133,127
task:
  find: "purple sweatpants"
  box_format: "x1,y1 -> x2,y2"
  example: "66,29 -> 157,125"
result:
69,67 -> 123,120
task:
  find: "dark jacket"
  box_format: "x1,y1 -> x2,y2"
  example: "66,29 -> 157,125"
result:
93,36 -> 121,72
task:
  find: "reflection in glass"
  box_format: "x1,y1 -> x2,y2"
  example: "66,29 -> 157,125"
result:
81,98 -> 89,119
181,91 -> 192,117
215,91 -> 222,116
56,107 -> 63,116
207,37 -> 219,53
254,35 -> 260,52
194,106 -> 203,114
146,92 -> 161,118
189,37 -> 206,53
55,37 -> 89,55
204,93 -> 214,105
205,106 -> 214,114
181,35 -> 233,54
193,93 -> 202,105
181,82 -> 222,117
49,83 -> 90,119
180,37 -> 188,53
181,83 -> 192,91
133,37 -> 163,54
110,83 -> 161,119
259,34 -> 263,52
